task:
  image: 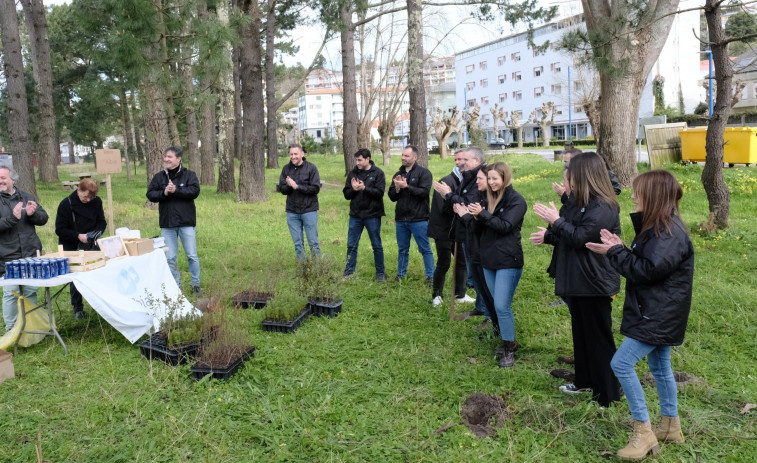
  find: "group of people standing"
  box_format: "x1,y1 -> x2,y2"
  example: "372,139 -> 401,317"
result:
278,144 -> 695,461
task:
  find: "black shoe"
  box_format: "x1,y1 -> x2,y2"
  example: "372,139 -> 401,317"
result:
74,309 -> 87,320
426,276 -> 433,288
394,275 -> 404,282
550,369 -> 576,381
192,286 -> 202,297
469,308 -> 485,317
376,274 -> 386,283
557,355 -> 575,365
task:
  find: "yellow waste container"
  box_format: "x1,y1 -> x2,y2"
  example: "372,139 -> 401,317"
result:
680,126 -> 757,164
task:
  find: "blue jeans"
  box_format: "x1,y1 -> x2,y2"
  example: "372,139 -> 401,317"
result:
395,221 -> 434,278
462,243 -> 488,314
162,227 -> 200,287
345,217 -> 384,276
611,337 -> 678,422
287,211 -> 321,261
3,285 -> 38,332
483,267 -> 522,341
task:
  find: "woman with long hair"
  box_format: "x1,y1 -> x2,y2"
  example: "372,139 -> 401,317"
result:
531,152 -> 621,406
587,170 -> 694,460
464,162 -> 526,367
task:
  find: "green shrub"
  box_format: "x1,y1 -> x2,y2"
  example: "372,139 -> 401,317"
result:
264,290 -> 308,322
298,255 -> 342,302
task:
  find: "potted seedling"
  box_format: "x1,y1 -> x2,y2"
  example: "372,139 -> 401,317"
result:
260,290 -> 309,333
300,255 -> 343,318
138,291 -> 205,366
190,301 -> 254,381
231,270 -> 277,309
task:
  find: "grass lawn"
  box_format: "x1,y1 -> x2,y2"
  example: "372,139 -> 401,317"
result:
1,153 -> 756,462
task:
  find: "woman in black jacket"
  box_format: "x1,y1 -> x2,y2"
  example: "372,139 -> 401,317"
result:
587,170 -> 694,461
531,152 -> 621,407
466,162 -> 527,367
55,178 -> 107,319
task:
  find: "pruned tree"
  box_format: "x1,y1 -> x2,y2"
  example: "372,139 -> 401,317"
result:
529,101 -> 555,148
504,110 -> 527,149
490,103 -> 505,141
406,0 -> 428,166
431,106 -> 463,159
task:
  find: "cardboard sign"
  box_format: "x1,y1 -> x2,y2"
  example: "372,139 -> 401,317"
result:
95,149 -> 122,174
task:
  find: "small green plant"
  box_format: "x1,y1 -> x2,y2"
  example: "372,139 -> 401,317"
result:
194,300 -> 251,368
263,290 -> 308,322
139,287 -> 203,348
299,255 -> 342,302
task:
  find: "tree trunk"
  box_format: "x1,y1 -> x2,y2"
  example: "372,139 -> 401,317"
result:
377,121 -> 393,166
238,0 -> 267,203
702,0 -> 731,229
216,0 -> 236,193
131,95 -> 145,167
119,87 -> 133,182
68,139 -> 75,165
407,0 -> 428,168
0,0 -> 36,195
340,4 -> 358,174
20,0 -> 58,183
233,43 -> 243,160
264,0 -> 280,169
140,66 -> 171,186
598,74 -> 644,186
181,18 -> 201,174
197,1 -> 217,185
155,0 -> 181,147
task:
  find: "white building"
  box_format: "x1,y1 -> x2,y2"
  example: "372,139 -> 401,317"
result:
297,89 -> 344,140
455,4 -> 702,144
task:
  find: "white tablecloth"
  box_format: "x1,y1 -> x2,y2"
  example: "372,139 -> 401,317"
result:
2,250 -> 198,343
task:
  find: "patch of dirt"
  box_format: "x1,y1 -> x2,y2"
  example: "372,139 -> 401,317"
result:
460,393 -> 511,438
642,371 -> 705,388
550,369 -> 575,382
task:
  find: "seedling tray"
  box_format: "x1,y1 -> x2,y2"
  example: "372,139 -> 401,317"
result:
138,334 -> 199,366
232,292 -> 273,309
308,299 -> 343,318
261,307 -> 310,333
190,347 -> 256,381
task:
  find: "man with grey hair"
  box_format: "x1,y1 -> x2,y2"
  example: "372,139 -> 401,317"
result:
432,146 -> 494,322
0,165 -> 48,332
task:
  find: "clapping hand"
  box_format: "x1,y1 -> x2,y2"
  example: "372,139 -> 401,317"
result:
393,175 -> 407,189
467,202 -> 483,216
533,202 -> 560,225
12,202 -> 23,219
432,180 -> 451,196
351,178 -> 365,191
529,226 -> 547,245
285,176 -> 298,190
585,229 -> 623,255
552,182 -> 566,196
164,180 -> 176,195
452,202 -> 468,217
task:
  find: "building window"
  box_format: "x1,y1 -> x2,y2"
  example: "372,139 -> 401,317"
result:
533,66 -> 543,77
555,106 -> 563,115
479,61 -> 487,70
480,96 -> 489,105
466,82 -> 475,91
467,99 -> 476,108
498,75 -> 506,84
503,111 -> 508,119
551,84 -> 562,95
466,64 -> 474,74
481,114 -> 490,124
497,56 -> 506,66
511,52 -> 521,62
575,81 -> 583,91
551,62 -> 562,72
480,79 -> 488,88
512,72 -> 522,81
499,93 -> 506,103
316,130 -> 322,138
513,91 -> 522,101
575,105 -> 584,113
534,87 -> 544,97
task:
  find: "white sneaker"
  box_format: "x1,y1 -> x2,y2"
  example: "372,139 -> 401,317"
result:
432,296 -> 443,307
456,294 -> 476,304
559,383 -> 591,394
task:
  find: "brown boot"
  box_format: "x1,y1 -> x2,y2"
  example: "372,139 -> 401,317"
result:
617,420 -> 660,461
654,415 -> 685,444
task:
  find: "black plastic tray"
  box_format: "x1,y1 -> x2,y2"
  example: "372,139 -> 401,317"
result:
232,292 -> 272,309
138,335 -> 199,366
189,347 -> 256,381
261,306 -> 310,333
308,299 -> 343,318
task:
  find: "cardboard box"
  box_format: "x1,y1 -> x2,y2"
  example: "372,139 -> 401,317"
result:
124,238 -> 153,257
0,350 -> 14,384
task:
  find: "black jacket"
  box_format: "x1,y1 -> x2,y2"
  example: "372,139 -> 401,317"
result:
55,191 -> 107,252
459,197 -> 487,265
445,165 -> 483,241
476,185 -> 527,270
0,190 -> 48,274
544,196 -> 621,297
343,161 -> 385,219
427,170 -> 461,240
146,165 -> 200,228
279,159 -> 320,214
388,163 -> 432,222
607,213 -> 694,346
608,170 -> 622,196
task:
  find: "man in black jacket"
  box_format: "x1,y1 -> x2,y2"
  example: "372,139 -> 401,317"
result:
427,150 -> 468,306
279,144 -> 321,261
388,145 -> 434,283
146,146 -> 202,297
342,149 -> 386,282
0,165 -> 48,332
55,178 -> 107,319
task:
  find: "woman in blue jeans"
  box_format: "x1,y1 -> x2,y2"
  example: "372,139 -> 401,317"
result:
587,170 -> 694,461
466,162 -> 527,367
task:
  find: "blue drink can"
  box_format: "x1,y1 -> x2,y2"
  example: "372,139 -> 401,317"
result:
41,260 -> 51,279
49,258 -> 58,277
61,258 -> 70,275
35,260 -> 43,279
4,263 -> 11,279
11,260 -> 20,279
19,260 -> 28,279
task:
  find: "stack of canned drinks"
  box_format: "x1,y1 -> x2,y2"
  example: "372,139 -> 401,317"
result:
4,257 -> 70,280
